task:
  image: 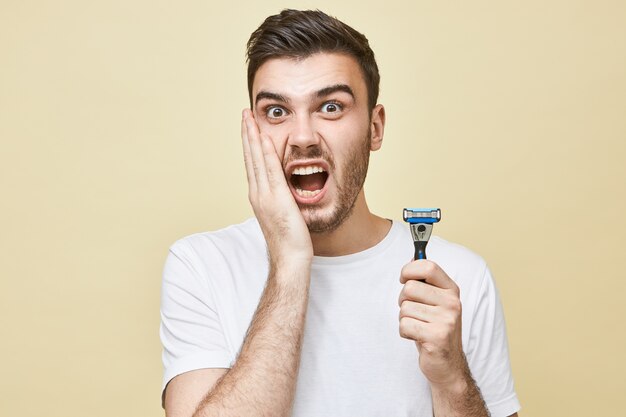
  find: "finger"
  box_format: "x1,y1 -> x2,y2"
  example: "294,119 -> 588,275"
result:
398,279 -> 447,307
400,260 -> 459,293
260,132 -> 288,188
244,111 -> 269,191
399,316 -> 430,343
241,110 -> 257,193
399,300 -> 437,323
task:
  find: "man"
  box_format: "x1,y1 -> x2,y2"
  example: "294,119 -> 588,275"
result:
160,9 -> 520,417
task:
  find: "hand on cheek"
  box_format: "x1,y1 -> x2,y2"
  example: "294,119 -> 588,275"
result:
241,109 -> 313,266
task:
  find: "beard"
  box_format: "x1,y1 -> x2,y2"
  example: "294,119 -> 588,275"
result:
284,130 -> 372,234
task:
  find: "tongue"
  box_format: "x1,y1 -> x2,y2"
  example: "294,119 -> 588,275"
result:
298,173 -> 326,191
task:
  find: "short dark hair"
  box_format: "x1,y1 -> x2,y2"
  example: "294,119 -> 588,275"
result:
246,9 -> 380,110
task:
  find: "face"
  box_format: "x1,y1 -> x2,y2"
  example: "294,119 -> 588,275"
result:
252,52 -> 384,233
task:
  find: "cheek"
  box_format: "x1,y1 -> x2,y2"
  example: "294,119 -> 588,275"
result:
256,119 -> 290,160
318,116 -> 369,153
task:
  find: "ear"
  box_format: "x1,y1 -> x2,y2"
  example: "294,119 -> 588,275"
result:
369,104 -> 385,151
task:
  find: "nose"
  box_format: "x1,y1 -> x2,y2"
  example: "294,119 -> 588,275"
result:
287,114 -> 320,149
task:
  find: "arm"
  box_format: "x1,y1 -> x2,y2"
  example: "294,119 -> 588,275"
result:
164,260 -> 310,417
164,369 -> 228,417
398,260 -> 489,417
191,259 -> 310,417
429,371 -> 489,417
170,110 -> 312,417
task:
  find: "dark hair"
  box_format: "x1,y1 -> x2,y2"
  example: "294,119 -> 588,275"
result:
246,9 -> 380,110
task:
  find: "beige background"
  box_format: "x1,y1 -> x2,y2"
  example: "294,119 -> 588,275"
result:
1,0 -> 625,416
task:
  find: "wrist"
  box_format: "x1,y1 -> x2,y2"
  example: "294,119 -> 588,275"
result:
430,373 -> 469,397
269,255 -> 312,283
270,249 -> 313,268
429,366 -> 489,417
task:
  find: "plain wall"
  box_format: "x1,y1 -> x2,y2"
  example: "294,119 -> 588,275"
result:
1,0 -> 625,415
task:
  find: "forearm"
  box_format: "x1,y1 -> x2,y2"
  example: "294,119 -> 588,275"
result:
193,261 -> 310,417
431,363 -> 489,417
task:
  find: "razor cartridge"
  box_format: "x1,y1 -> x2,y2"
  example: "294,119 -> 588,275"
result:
403,208 -> 441,260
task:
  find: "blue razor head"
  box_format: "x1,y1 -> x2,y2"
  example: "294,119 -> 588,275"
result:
403,208 -> 441,224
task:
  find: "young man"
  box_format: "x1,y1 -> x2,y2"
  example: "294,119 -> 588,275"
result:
160,9 -> 520,417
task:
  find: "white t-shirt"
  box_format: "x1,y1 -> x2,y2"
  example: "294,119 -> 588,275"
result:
160,218 -> 521,417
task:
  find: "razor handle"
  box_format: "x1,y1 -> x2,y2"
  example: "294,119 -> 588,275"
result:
410,224 -> 432,282
414,240 -> 428,260
409,222 -> 434,262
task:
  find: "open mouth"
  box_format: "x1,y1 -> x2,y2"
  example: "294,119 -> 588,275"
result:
288,164 -> 329,200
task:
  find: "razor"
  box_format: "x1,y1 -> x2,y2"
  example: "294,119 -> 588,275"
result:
403,208 -> 441,260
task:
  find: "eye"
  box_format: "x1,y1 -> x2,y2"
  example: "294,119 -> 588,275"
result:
266,106 -> 288,119
320,102 -> 342,113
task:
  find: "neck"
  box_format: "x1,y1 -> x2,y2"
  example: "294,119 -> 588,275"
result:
310,190 -> 391,257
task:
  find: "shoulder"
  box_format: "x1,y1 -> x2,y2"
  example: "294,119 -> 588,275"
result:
427,236 -> 506,334
427,236 -> 491,295
169,217 -> 264,258
429,236 -> 487,275
165,218 -> 266,280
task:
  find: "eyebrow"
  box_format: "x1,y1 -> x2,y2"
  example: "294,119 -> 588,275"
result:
316,84 -> 355,100
255,91 -> 289,106
254,84 -> 355,107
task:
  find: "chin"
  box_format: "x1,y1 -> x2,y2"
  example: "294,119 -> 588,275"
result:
301,203 -> 355,234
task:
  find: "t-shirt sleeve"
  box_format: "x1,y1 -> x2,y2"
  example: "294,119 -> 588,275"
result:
465,264 -> 521,417
159,240 -> 232,393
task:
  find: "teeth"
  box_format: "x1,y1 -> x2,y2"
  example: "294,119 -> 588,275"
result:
295,188 -> 322,198
292,165 -> 325,175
